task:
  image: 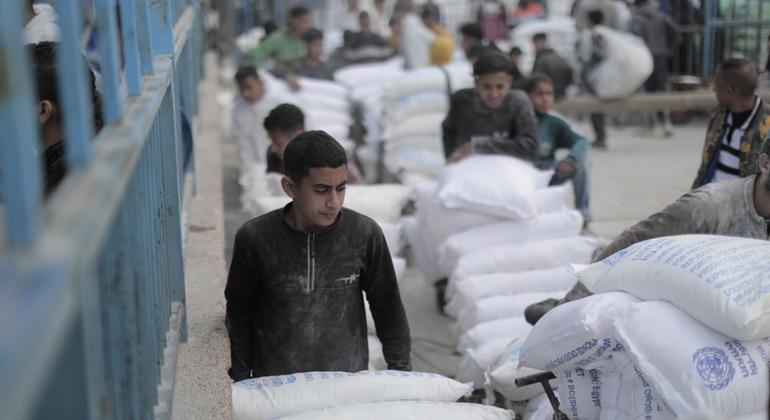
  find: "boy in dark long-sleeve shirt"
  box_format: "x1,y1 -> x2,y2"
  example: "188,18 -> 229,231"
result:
225,130 -> 411,381
441,51 -> 538,163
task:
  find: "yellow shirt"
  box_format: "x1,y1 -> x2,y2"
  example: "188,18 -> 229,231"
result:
430,25 -> 454,66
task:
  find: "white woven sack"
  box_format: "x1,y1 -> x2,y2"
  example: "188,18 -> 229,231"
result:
368,335 -> 387,370
384,148 -> 445,178
383,62 -> 473,99
382,112 -> 445,140
456,292 -> 562,338
449,237 -> 598,289
296,76 -> 349,98
519,292 -> 640,372
333,58 -> 405,89
344,184 -> 411,224
600,350 -> 674,420
305,108 -> 353,127
437,155 -> 538,220
384,135 -> 443,152
384,92 -> 449,125
456,316 -> 532,354
438,211 -> 584,277
523,393 -> 556,420
587,26 -> 653,99
299,93 -> 350,114
612,301 -> 770,418
413,182 -> 506,280
309,122 -> 349,142
277,401 -> 513,420
489,337 -> 555,402
378,222 -> 404,255
556,360 -> 615,420
534,185 -> 570,213
446,267 -> 577,319
578,235 -> 770,341
402,216 -> 442,284
456,338 -> 511,387
232,370 -> 473,420
392,257 -> 407,282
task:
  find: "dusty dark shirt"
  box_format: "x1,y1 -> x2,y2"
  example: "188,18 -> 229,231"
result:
225,204 -> 411,380
43,140 -> 67,198
441,88 -> 538,160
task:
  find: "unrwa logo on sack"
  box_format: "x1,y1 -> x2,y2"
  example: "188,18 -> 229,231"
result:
692,347 -> 735,391
602,249 -> 629,267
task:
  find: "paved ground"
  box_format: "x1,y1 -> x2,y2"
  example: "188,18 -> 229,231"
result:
174,57 -> 710,415
172,54 -> 232,420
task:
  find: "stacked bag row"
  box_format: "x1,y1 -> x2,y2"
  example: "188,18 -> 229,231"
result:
401,155 -> 599,394
333,58 -> 406,181
235,70 -> 356,197
378,62 -> 474,181
231,370 -> 513,420
508,234 -> 770,419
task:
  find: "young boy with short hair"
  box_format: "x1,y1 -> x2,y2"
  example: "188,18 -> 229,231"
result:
441,51 -> 538,163
225,130 -> 412,380
231,65 -> 285,169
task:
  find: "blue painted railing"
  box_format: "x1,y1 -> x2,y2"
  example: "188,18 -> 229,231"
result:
0,0 -> 203,419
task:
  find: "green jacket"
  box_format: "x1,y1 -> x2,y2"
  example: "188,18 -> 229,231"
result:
534,112 -> 589,170
249,29 -> 307,68
692,98 -> 770,189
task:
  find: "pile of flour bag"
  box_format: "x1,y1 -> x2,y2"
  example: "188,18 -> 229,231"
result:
509,234 -> 770,420
229,26 -> 768,417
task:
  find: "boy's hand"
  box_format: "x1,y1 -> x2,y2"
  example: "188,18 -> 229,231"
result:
555,158 -> 577,179
447,143 -> 473,164
286,74 -> 301,92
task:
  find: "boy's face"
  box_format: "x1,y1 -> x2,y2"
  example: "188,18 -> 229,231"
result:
307,39 -> 324,60
239,76 -> 263,103
529,81 -> 554,114
533,39 -> 546,52
461,36 -> 477,53
475,71 -> 512,110
283,166 -> 348,231
292,13 -> 312,35
268,128 -> 302,159
361,15 -> 372,32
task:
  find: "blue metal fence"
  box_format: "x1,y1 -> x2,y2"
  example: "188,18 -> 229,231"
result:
0,0 -> 203,419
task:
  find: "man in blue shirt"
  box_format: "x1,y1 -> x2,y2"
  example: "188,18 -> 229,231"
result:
525,74 -> 592,224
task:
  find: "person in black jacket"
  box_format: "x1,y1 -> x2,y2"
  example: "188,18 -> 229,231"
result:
441,51 -> 538,163
28,42 -> 103,199
531,32 -> 574,100
225,130 -> 411,381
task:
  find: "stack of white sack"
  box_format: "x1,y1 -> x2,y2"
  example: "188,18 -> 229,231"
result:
238,183 -> 412,282
510,17 -> 577,79
335,58 -> 406,180
405,154 -> 578,284
232,370 -> 513,420
234,71 -> 356,190
402,155 -> 597,390
515,234 -> 770,419
379,62 -> 474,180
254,71 -> 355,147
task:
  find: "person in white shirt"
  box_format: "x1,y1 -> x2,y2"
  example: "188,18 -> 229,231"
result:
396,0 -> 434,69
371,0 -> 392,37
231,65 -> 287,170
341,0 -> 368,32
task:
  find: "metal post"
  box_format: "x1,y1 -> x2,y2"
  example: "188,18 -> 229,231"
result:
0,0 -> 43,246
